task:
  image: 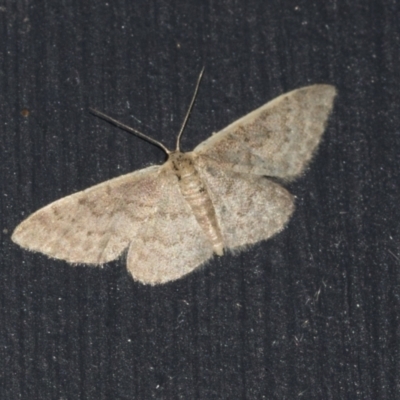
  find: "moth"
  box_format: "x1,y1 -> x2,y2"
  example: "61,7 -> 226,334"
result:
12,75 -> 336,285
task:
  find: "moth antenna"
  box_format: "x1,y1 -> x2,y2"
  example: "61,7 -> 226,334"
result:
176,67 -> 205,152
89,108 -> 171,155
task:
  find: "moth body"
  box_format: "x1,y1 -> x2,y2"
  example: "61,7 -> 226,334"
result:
12,84 -> 337,284
167,151 -> 224,256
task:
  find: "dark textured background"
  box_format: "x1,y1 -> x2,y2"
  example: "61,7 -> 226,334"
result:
1,1 -> 400,399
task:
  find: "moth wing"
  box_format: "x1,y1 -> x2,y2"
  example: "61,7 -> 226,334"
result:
127,168 -> 214,285
195,157 -> 295,249
194,85 -> 336,179
13,164 -> 214,284
12,166 -> 165,264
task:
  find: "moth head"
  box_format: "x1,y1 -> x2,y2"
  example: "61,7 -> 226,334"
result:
167,151 -> 196,180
